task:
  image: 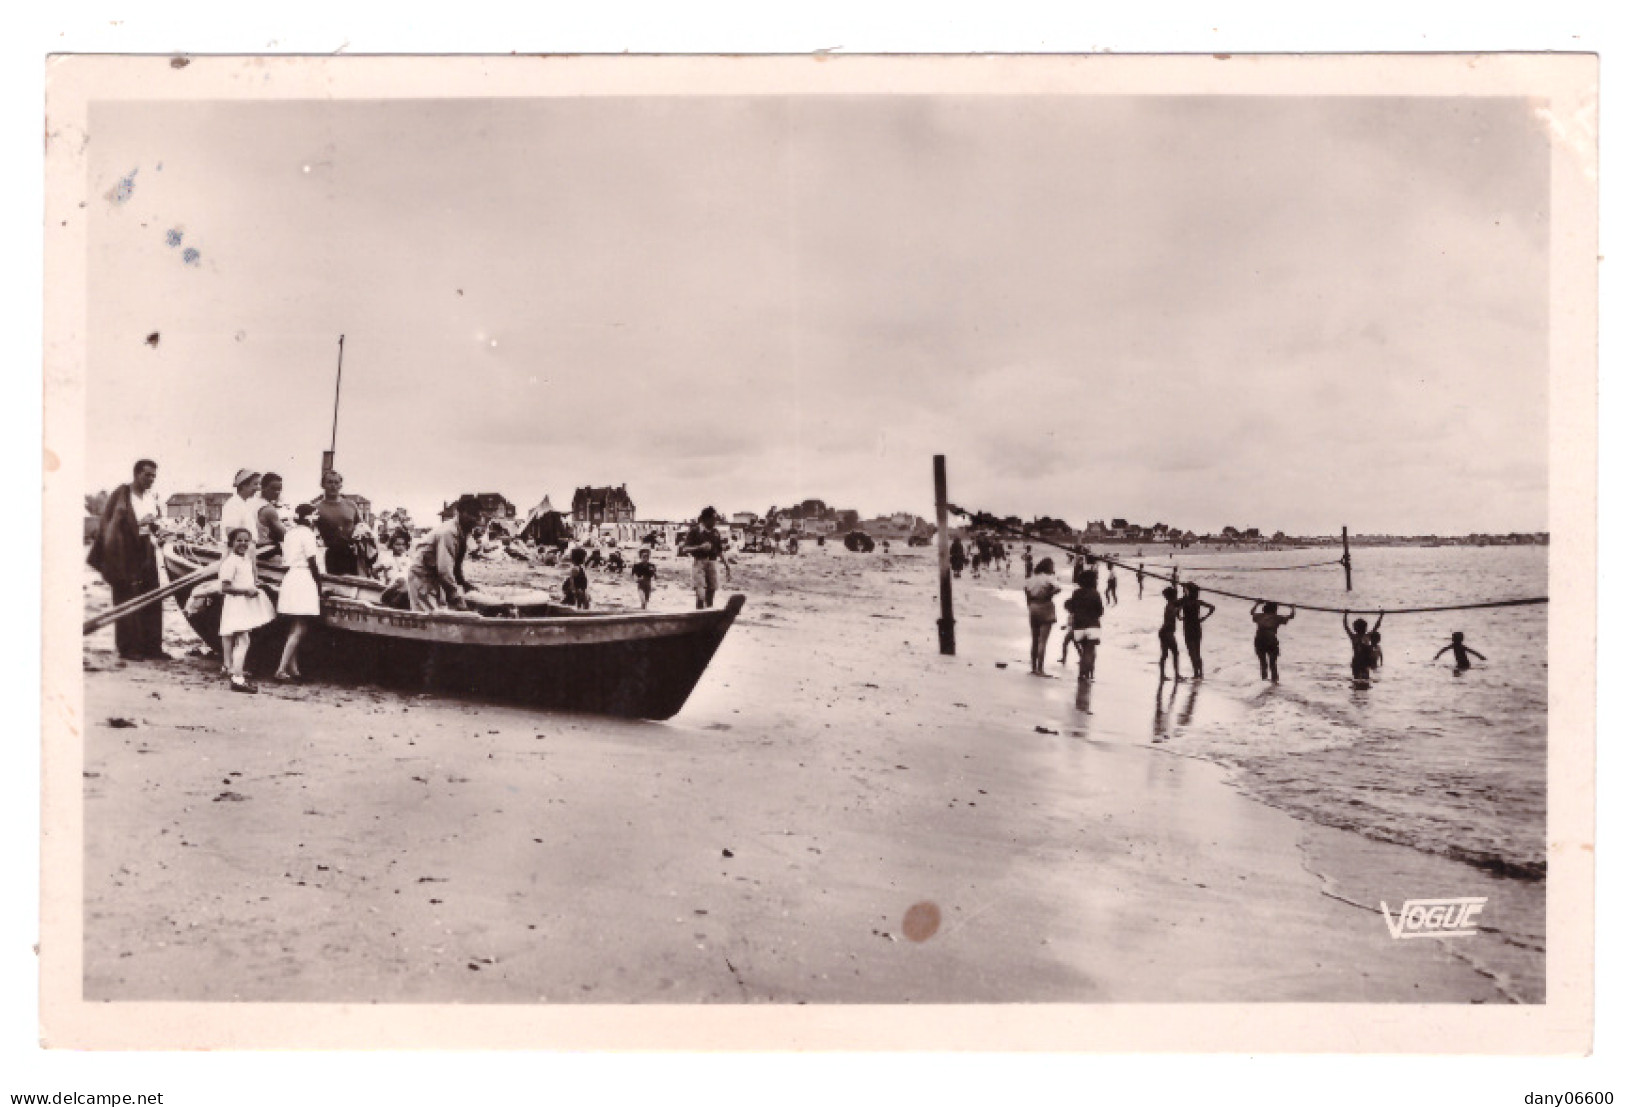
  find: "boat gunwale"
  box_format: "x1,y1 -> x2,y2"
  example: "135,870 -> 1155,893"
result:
163,540 -> 746,635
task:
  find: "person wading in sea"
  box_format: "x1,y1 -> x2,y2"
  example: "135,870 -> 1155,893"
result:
1434,631 -> 1485,673
1343,611 -> 1385,682
1250,600 -> 1296,682
1178,583 -> 1217,680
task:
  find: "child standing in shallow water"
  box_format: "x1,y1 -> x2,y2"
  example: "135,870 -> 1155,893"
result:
217,527 -> 276,694
1250,600 -> 1296,682
1434,632 -> 1486,671
1343,610 -> 1385,681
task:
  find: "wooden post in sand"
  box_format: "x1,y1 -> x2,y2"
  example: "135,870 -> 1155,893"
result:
1342,526 -> 1353,592
933,455 -> 955,655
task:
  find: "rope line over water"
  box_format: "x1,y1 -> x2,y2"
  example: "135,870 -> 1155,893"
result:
948,507 -> 1549,617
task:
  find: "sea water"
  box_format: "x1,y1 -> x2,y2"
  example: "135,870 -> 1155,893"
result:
1101,545 -> 1548,880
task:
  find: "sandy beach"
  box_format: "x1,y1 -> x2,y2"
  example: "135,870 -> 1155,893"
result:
74,544 -> 1544,1005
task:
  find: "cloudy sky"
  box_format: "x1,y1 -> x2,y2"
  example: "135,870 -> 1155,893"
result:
86,94 -> 1549,534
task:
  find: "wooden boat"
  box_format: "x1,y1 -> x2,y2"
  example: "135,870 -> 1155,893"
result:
162,540 -> 744,720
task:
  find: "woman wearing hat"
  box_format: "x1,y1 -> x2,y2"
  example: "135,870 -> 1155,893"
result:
220,469 -> 262,552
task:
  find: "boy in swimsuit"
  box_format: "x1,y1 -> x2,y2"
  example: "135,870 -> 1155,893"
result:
1158,586 -> 1183,682
632,547 -> 656,609
1369,630 -> 1385,669
1105,565 -> 1118,606
563,546 -> 591,610
1434,631 -> 1485,671
1135,564 -> 1145,599
1343,611 -> 1385,680
1250,600 -> 1296,682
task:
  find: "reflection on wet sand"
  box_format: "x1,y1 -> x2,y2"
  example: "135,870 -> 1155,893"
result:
1177,680 -> 1201,727
1151,679 -> 1203,741
1152,680 -> 1176,742
1073,675 -> 1093,717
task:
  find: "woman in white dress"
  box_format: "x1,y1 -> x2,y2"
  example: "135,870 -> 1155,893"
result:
275,504 -> 323,681
218,527 -> 277,693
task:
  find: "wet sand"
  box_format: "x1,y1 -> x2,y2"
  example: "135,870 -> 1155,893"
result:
79,547 -> 1528,1003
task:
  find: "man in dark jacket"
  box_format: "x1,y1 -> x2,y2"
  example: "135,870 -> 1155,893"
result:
87,458 -> 167,660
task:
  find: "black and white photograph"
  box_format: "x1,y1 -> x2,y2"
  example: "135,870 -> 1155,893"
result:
41,53 -> 1595,1052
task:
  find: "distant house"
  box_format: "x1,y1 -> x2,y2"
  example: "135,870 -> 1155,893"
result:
166,491 -> 233,523
1150,523 -> 1170,540
476,493 -> 517,519
1110,518 -> 1128,531
572,484 -> 636,524
1083,520 -> 1109,539
731,512 -> 760,528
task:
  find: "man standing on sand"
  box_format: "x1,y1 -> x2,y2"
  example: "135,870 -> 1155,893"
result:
680,506 -> 732,609
256,471 -> 288,558
407,494 -> 480,612
314,469 -> 364,576
87,458 -> 168,661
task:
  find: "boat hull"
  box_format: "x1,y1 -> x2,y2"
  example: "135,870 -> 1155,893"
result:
162,542 -> 743,720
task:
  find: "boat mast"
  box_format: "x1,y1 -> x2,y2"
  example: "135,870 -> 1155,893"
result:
321,334 -> 345,480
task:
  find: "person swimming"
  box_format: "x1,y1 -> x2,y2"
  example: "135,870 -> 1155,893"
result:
1433,631 -> 1486,671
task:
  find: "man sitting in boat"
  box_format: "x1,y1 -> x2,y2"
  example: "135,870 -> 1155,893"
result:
406,494 -> 481,612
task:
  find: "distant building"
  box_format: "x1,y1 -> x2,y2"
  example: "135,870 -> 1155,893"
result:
731,512 -> 760,528
476,493 -> 517,519
572,484 -> 636,524
166,491 -> 233,523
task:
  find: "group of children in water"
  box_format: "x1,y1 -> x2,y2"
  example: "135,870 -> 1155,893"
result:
1016,545 -> 1486,685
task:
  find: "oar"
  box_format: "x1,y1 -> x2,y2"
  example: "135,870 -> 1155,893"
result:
83,544 -> 274,636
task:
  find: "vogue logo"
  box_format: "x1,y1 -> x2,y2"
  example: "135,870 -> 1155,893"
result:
1380,897 -> 1487,939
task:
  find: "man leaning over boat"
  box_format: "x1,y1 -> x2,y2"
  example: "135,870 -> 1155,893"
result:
407,494 -> 482,612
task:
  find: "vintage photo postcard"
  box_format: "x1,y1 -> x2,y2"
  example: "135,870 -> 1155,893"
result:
41,53 -> 1596,1051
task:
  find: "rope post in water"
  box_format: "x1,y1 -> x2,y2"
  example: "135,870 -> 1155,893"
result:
1342,526 -> 1353,592
933,454 -> 956,656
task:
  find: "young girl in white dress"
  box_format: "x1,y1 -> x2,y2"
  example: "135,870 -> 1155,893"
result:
275,504 -> 323,681
218,527 -> 276,693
